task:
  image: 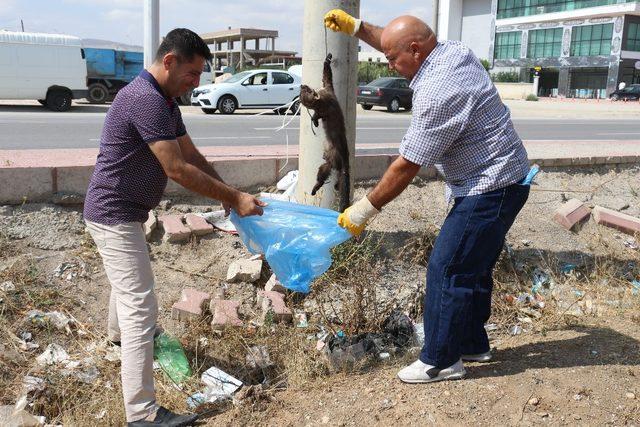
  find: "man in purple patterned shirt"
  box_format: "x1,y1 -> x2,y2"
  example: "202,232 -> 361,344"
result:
84,29 -> 264,426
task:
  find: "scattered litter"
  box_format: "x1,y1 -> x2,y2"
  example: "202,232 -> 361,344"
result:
153,334 -> 192,384
195,366 -> 243,404
94,409 -> 107,420
197,210 -> 237,234
22,376 -> 46,395
531,268 -> 554,295
379,352 -> 390,360
414,322 -> 425,347
245,346 -> 273,369
294,311 -> 308,328
36,343 -> 69,365
226,259 -> 262,283
27,310 -> 75,334
573,289 -> 586,298
53,261 -> 90,281
631,280 -> 640,296
104,345 -> 121,363
0,281 -> 15,291
509,325 -> 523,336
528,396 -> 540,406
19,332 -> 32,342
0,405 -> 42,427
561,263 -> 577,275
521,239 -> 532,246
623,239 -> 639,250
484,323 -> 498,332
521,164 -> 540,185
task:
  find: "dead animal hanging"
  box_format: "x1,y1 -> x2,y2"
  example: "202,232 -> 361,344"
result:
299,53 -> 351,212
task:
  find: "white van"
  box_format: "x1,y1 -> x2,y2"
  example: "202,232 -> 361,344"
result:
0,30 -> 87,111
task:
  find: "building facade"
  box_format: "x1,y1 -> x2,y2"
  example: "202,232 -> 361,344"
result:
437,0 -> 640,98
492,1 -> 640,98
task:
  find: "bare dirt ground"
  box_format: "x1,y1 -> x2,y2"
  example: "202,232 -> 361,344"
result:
1,165 -> 640,426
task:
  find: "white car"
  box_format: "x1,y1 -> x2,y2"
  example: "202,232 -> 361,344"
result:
191,69 -> 301,114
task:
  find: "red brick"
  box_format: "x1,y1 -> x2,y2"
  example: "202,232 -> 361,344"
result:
158,214 -> 191,242
257,290 -> 292,323
184,213 -> 213,236
553,199 -> 591,231
593,206 -> 640,236
210,299 -> 242,328
171,288 -> 211,321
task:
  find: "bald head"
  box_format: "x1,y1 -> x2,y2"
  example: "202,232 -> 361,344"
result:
380,15 -> 436,80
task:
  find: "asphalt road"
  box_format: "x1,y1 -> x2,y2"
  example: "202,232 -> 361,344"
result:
0,104 -> 639,151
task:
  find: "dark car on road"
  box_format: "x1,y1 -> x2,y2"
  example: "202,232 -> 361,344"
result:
357,77 -> 413,112
610,84 -> 640,101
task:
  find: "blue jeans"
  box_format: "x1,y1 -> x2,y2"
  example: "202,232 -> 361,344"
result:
420,182 -> 530,368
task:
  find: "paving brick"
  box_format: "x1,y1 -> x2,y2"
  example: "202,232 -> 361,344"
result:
210,299 -> 242,328
553,199 -> 591,231
226,259 -> 262,283
265,274 -> 287,293
593,206 -> 640,236
257,290 -> 292,323
171,288 -> 211,321
158,214 -> 191,243
184,213 -> 214,236
143,210 -> 157,241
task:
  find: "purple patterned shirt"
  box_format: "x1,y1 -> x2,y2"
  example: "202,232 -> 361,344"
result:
84,70 -> 186,225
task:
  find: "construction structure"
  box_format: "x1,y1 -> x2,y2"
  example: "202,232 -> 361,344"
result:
199,28 -> 299,71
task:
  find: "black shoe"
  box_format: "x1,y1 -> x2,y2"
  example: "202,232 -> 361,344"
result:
127,406 -> 198,426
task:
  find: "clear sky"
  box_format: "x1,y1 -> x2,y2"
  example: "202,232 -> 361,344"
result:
0,0 -> 433,52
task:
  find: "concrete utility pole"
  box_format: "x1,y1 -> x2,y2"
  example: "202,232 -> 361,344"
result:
143,0 -> 160,68
296,0 -> 360,209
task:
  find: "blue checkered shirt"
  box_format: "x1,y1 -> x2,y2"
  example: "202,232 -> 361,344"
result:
399,41 -> 530,199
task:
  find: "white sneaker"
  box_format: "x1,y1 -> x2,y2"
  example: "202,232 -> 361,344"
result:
397,359 -> 466,384
461,351 -> 492,362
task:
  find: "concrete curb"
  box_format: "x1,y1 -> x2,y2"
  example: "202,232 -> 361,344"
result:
0,153 -> 638,204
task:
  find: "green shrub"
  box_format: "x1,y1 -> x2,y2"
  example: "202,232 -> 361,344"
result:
491,71 -> 520,83
358,62 -> 398,84
526,93 -> 539,101
479,58 -> 491,72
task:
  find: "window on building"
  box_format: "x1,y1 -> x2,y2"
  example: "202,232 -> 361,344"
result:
570,23 -> 613,56
497,0 -> 632,19
627,23 -> 640,52
527,28 -> 562,59
494,31 -> 522,59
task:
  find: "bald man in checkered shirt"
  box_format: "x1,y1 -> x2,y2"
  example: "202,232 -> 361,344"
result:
326,12 -> 531,383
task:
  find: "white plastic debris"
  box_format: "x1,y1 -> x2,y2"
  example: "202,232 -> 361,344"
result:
27,310 -> 75,334
36,344 -> 69,365
198,210 -> 237,234
509,325 -> 523,336
276,170 -> 298,191
188,366 -> 243,408
245,346 -> 273,369
0,281 -> 15,292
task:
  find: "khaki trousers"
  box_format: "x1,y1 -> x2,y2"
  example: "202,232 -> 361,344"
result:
86,220 -> 159,422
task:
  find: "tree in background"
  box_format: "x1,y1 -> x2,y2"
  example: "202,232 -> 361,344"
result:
358,62 -> 398,84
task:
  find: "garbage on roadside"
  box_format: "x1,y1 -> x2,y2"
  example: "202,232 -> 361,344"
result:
631,280 -> 640,296
320,311 -> 415,369
36,343 -> 69,366
231,199 -> 351,293
509,325 -> 523,336
187,366 -> 243,408
245,345 -> 273,370
153,333 -> 192,384
561,263 -> 577,275
53,260 -> 90,281
27,310 -> 75,334
531,268 -> 554,295
0,281 -> 16,292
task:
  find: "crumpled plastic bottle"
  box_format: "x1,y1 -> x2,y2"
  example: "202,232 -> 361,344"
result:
154,333 -> 192,384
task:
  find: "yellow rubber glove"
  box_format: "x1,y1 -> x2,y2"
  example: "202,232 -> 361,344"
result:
337,195 -> 380,236
324,9 -> 362,36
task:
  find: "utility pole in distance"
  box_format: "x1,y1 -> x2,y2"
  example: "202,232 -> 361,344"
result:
296,0 -> 359,209
143,0 -> 160,68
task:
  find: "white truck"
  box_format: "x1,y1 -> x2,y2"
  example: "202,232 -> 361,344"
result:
0,30 -> 88,111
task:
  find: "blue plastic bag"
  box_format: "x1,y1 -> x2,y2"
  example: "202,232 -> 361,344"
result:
230,199 -> 351,293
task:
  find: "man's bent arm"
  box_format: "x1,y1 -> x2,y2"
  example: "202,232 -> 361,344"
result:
177,133 -> 225,182
367,156 -> 421,209
149,139 -> 238,204
356,22 -> 384,52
